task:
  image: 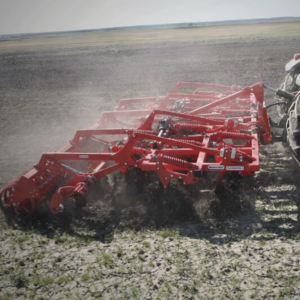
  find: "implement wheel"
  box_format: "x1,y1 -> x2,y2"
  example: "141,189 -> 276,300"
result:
0,187 -> 14,213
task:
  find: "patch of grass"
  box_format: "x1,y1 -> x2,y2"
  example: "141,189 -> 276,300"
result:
35,253 -> 45,260
81,273 -> 89,282
10,269 -> 28,288
2,293 -> 13,300
102,253 -> 115,268
16,234 -> 30,243
56,276 -> 70,285
256,205 -> 265,217
142,241 -> 150,248
259,239 -> 266,246
159,228 -> 178,238
54,232 -> 71,244
36,276 -> 54,286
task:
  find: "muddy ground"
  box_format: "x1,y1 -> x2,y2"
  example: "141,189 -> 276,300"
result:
1,34 -> 300,299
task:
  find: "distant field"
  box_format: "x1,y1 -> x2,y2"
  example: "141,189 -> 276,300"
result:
0,20 -> 299,53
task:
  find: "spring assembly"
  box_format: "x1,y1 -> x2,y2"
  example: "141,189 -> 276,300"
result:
134,130 -> 155,135
161,155 -> 192,169
112,145 -> 146,155
169,138 -> 203,146
220,132 -> 251,140
174,123 -> 206,132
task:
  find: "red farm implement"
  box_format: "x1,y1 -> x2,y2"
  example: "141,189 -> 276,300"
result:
0,78 -> 272,216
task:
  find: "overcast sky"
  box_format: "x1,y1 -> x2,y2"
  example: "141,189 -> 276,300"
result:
1,0 -> 300,35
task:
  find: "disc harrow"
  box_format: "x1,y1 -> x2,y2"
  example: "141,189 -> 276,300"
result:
0,79 -> 272,216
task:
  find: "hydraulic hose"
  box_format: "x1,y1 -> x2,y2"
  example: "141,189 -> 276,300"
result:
266,102 -> 287,109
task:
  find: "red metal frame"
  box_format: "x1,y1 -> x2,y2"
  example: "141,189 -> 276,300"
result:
0,80 -> 271,216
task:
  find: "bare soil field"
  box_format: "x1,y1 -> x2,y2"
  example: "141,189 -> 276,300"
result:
1,27 -> 300,299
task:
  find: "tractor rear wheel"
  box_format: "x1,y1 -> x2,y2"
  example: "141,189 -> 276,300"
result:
277,73 -> 293,118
